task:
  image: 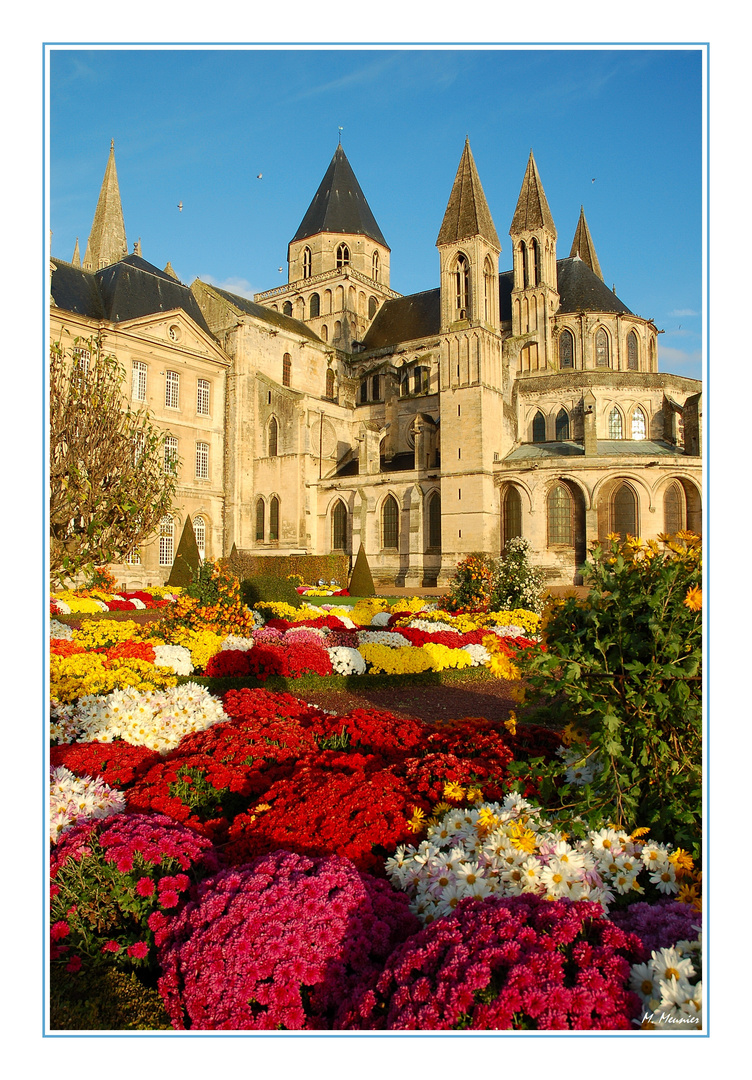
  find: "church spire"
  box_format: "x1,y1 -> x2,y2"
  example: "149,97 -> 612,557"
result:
510,150 -> 556,237
82,140 -> 128,271
569,205 -> 603,280
71,237 -> 81,268
436,138 -> 500,250
291,144 -> 388,248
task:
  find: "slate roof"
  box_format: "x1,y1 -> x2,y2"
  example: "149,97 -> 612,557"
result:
51,254 -> 213,335
510,152 -> 557,236
555,257 -> 632,315
569,207 -> 603,280
502,439 -> 678,462
291,145 -> 388,248
362,289 -> 441,350
436,139 -> 500,250
206,285 -> 323,343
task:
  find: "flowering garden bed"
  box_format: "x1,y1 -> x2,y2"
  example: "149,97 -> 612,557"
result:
48,545 -> 703,1032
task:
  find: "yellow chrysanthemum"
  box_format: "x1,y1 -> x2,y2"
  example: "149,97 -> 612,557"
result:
508,820 -> 537,854
683,585 -> 702,612
443,781 -> 465,802
503,713 -> 517,736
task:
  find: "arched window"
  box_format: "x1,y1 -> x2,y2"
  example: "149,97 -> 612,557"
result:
547,484 -> 572,546
309,292 -> 320,318
595,327 -> 610,367
531,238 -> 541,286
502,486 -> 522,549
631,407 -> 647,440
455,253 -> 470,317
334,320 -> 342,340
608,407 -> 623,439
326,368 -> 335,399
555,408 -> 570,441
484,256 -> 494,321
193,515 -> 206,561
559,329 -> 574,369
255,499 -> 265,543
627,330 -> 639,370
428,491 -> 441,549
372,250 -> 380,281
331,500 -> 347,551
382,494 -> 399,549
321,324 -> 328,343
372,374 -> 382,401
282,353 -> 291,387
360,378 -> 369,404
303,247 -> 312,279
283,300 -> 293,317
269,496 -> 279,542
336,243 -> 350,269
664,481 -> 685,535
368,296 -> 378,319
268,416 -> 278,457
612,483 -> 637,539
159,515 -> 174,566
519,241 -> 529,289
532,411 -> 546,443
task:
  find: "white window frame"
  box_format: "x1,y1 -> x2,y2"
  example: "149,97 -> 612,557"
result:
196,378 -> 210,416
132,360 -> 147,402
196,441 -> 209,480
164,435 -> 179,475
159,516 -> 174,566
165,370 -> 180,409
193,516 -> 206,560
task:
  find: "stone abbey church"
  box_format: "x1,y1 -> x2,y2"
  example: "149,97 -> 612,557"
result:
50,139 -> 702,588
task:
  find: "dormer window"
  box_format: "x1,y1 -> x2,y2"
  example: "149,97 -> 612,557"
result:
336,243 -> 350,269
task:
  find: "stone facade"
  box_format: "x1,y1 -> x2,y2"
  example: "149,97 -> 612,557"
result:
50,139 -> 702,588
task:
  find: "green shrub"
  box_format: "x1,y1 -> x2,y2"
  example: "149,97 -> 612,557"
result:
513,533 -> 702,857
240,574 -> 302,610
491,538 -> 545,613
348,544 -> 375,598
50,967 -> 172,1030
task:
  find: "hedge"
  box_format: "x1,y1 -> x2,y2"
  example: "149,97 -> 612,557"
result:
228,547 -> 349,585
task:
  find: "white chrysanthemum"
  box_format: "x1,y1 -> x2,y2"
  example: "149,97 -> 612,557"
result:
406,618 -> 457,634
487,624 -> 527,638
220,634 -> 255,652
640,842 -> 670,870
49,765 -> 126,843
153,644 -> 194,676
370,610 -> 392,627
327,646 -> 367,675
129,597 -> 146,609
356,630 -> 411,648
461,643 -> 491,666
52,599 -> 72,615
50,619 -> 74,641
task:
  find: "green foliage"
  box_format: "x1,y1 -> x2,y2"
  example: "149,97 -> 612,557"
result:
515,533 -> 703,857
348,544 -> 375,598
240,574 -> 303,610
441,544 -> 545,613
83,566 -> 119,592
167,516 -> 201,588
49,967 -> 172,1030
229,550 -> 349,585
49,333 -> 176,587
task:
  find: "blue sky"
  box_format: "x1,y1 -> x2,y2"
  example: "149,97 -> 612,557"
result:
49,46 -> 703,379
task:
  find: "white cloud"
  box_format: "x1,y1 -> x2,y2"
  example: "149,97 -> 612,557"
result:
658,344 -> 702,370
200,274 -> 257,300
668,309 -> 699,318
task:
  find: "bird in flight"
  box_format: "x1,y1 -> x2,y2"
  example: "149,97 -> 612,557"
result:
591,178 -> 596,183
177,201 -> 183,211
257,173 -> 263,179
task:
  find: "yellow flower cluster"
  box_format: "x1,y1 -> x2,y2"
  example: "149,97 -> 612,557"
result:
391,596 -> 431,614
397,608 -> 540,636
359,643 -> 434,675
50,654 -> 177,704
73,619 -> 148,649
167,627 -> 225,671
421,642 -> 474,672
482,634 -> 522,680
349,598 -> 390,624
255,601 -> 322,622
57,596 -> 108,614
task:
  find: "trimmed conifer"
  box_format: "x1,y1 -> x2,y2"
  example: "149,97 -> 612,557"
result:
348,544 -> 375,597
167,516 -> 201,588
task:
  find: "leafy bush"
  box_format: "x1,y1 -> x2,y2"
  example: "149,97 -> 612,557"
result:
240,573 -> 302,612
50,967 -> 172,1030
441,543 -> 544,614
514,533 -> 702,857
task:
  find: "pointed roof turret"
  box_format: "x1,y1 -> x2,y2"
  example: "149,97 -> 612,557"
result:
510,150 -> 556,237
163,261 -> 179,280
569,206 -> 603,280
291,144 -> 388,248
436,139 -> 500,250
71,238 -> 81,268
83,140 -> 128,271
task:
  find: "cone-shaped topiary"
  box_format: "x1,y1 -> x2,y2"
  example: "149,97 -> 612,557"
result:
348,544 -> 375,598
167,516 -> 201,588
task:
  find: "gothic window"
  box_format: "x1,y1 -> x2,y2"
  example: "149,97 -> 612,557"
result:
372,374 -> 382,401
372,250 -> 380,281
382,494 -> 399,549
428,491 -> 441,550
269,496 -> 279,542
360,378 -> 368,404
627,330 -> 639,370
547,484 -> 572,546
326,368 -> 335,399
555,408 -> 570,442
502,486 -> 522,549
255,499 -> 265,543
532,411 -> 546,443
309,293 -> 320,318
595,328 -> 610,367
334,320 -> 342,340
336,243 -> 350,269
559,329 -> 574,369
303,247 -> 312,279
664,481 -> 685,535
268,416 -> 278,457
484,257 -> 494,321
531,238 -> 541,287
159,515 -> 174,566
612,482 -> 637,539
369,296 -> 378,319
282,353 -> 291,387
519,241 -> 529,289
608,407 -> 623,439
321,324 -> 328,343
193,516 -> 206,560
455,253 -> 470,317
631,407 -> 647,440
283,301 -> 293,317
331,500 -> 347,552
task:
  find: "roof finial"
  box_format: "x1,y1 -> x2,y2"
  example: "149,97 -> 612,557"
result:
111,138 -> 114,151
338,125 -> 343,145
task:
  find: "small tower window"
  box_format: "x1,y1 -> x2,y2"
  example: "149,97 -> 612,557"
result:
336,243 -> 350,269
368,296 -> 378,319
303,247 -> 312,279
555,408 -> 570,441
309,293 -> 320,318
532,411 -> 546,443
608,407 -> 623,439
627,330 -> 639,370
255,499 -> 265,543
484,256 -> 494,321
268,416 -> 278,457
372,250 -> 380,281
520,241 -> 529,289
283,301 -> 293,317
269,496 -> 279,542
282,353 -> 292,387
455,254 -> 470,317
595,328 -> 610,367
559,329 -> 574,369
531,238 -> 541,287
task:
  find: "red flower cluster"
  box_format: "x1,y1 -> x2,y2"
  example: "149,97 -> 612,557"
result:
204,641 -> 333,680
104,640 -> 157,664
50,639 -> 86,657
50,741 -> 160,789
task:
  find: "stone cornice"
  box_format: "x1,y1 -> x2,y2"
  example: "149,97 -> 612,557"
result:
254,266 -> 401,303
